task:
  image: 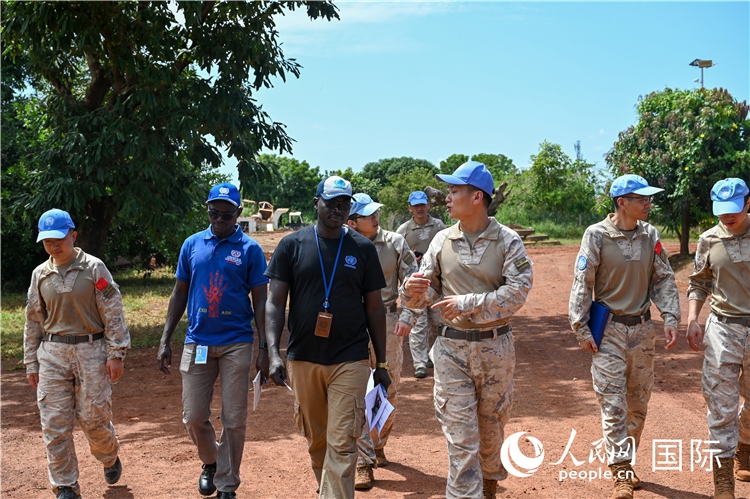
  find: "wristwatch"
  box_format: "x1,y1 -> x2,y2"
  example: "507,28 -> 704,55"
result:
376,362 -> 389,371
259,342 -> 268,350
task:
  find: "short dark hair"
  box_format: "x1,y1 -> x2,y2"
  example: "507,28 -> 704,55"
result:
612,196 -> 623,211
469,186 -> 492,208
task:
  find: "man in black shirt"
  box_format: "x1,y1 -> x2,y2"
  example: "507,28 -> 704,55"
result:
265,176 -> 391,498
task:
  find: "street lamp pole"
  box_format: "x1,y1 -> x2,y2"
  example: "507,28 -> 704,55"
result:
689,59 -> 715,88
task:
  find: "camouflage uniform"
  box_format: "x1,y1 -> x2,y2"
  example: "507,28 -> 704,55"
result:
569,215 -> 680,464
397,216 -> 446,370
401,219 -> 533,499
688,218 -> 750,458
357,228 -> 418,466
24,249 -> 130,496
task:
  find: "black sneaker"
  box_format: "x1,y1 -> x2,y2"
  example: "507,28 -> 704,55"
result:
104,456 -> 122,484
198,462 -> 217,496
217,491 -> 237,499
56,486 -> 82,499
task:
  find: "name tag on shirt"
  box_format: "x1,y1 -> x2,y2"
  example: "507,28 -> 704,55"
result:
195,345 -> 208,364
315,312 -> 333,338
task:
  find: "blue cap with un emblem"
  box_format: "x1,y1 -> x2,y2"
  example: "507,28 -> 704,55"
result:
316,176 -> 353,200
609,174 -> 664,198
408,191 -> 429,206
37,208 -> 75,242
711,178 -> 749,216
351,193 -> 383,217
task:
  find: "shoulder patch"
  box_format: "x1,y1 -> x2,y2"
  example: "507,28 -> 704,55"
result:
403,252 -> 415,266
96,277 -> 116,298
514,256 -> 531,272
577,255 -> 587,271
655,241 -> 668,263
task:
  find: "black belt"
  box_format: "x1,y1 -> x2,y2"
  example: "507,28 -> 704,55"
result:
715,314 -> 750,327
42,333 -> 105,344
440,324 -> 511,341
386,304 -> 398,313
611,310 -> 651,326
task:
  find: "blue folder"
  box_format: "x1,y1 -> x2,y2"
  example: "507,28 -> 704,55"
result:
589,301 -> 610,348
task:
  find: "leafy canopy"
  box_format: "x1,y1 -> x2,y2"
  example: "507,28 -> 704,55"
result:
1,1 -> 339,257
607,87 -> 750,254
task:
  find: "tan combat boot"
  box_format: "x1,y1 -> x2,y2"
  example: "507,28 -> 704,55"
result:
482,478 -> 497,499
355,464 -> 373,490
375,448 -> 389,467
735,443 -> 750,482
714,457 -> 735,499
609,462 -> 634,499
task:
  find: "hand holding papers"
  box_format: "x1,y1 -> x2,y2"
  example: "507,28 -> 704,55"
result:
252,371 -> 293,411
365,373 -> 394,437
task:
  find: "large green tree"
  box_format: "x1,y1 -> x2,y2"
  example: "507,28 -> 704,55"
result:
377,167 -> 447,229
527,141 -> 597,214
1,1 -> 338,256
607,87 -> 750,255
252,154 -> 323,212
360,157 -> 438,196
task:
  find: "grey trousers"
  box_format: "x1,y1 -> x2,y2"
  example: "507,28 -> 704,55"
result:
180,341 -> 252,493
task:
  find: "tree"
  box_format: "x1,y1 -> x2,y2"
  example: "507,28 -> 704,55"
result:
377,168 -> 447,229
253,154 -> 322,212
439,154 -> 469,174
360,157 -> 438,196
470,153 -> 518,180
527,141 -> 597,214
607,87 -> 750,255
1,1 -> 338,257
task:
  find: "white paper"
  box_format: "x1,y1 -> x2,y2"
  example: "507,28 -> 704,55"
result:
252,371 -> 262,411
365,381 -> 394,437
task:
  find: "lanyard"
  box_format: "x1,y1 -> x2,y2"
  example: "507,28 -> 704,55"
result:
314,225 -> 345,311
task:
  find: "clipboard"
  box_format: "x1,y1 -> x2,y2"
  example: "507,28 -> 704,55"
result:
589,301 -> 610,348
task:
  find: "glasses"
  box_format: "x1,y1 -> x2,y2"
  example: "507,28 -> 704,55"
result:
208,209 -> 238,221
622,196 -> 653,205
322,199 -> 352,211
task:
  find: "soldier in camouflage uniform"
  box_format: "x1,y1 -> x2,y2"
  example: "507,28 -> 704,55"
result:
401,162 -> 533,499
347,193 -> 419,489
687,178 -> 750,499
396,190 -> 446,378
24,209 -> 130,499
568,175 -> 680,499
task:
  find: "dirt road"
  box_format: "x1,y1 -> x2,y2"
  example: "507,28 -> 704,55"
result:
2,242 -> 731,499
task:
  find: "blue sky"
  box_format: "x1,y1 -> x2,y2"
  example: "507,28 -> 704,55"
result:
221,1 -> 749,182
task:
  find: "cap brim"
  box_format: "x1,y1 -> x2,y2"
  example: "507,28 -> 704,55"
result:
713,199 -> 745,216
37,229 -> 70,242
206,197 -> 239,207
320,193 -> 354,200
409,201 -> 428,206
356,203 -> 383,217
435,173 -> 468,186
632,186 -> 664,196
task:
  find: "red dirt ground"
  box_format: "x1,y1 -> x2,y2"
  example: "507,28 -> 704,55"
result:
2,239 -> 738,499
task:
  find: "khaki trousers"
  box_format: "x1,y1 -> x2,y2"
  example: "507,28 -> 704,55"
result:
591,320 -> 655,465
288,359 -> 370,499
357,310 -> 403,466
433,333 -> 515,499
36,339 -> 119,496
702,313 -> 750,458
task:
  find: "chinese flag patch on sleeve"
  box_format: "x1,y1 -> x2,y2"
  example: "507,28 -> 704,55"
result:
96,278 -> 116,298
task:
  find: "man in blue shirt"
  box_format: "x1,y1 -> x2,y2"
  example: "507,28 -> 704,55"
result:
158,182 -> 268,499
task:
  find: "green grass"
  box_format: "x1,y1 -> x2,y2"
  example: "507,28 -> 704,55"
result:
1,267 -> 186,367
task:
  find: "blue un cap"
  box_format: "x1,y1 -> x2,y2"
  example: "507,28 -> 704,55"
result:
351,193 -> 383,217
435,161 -> 495,197
609,174 -> 664,198
408,191 -> 429,206
316,176 -> 353,200
206,182 -> 241,207
711,178 -> 749,215
37,209 -> 75,242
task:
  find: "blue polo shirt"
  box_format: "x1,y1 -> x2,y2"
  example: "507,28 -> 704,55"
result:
176,225 -> 268,346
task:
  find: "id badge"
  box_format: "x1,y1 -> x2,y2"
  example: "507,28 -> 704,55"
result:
195,345 -> 208,364
315,312 -> 333,338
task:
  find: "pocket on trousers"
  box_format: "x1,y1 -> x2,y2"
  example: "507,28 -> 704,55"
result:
350,397 -> 366,439
294,402 -> 308,438
180,344 -> 195,373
